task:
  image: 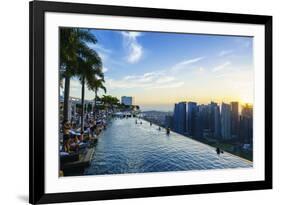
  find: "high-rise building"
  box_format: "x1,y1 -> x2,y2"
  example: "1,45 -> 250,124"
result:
165,115 -> 173,129
121,96 -> 134,106
239,104 -> 253,144
231,102 -> 239,138
208,102 -> 221,138
241,104 -> 253,118
194,104 -> 211,138
194,105 -> 205,138
214,104 -> 221,138
187,102 -> 197,136
221,103 -> 231,140
173,102 -> 187,134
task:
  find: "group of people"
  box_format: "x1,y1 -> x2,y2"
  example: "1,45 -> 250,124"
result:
60,110 -> 108,156
135,119 -> 171,135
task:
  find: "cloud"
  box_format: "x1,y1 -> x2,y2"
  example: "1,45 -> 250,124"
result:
171,57 -> 204,72
106,71 -> 183,90
87,43 -> 112,63
105,56 -> 205,90
218,50 -> 233,57
67,79 -> 83,98
121,31 -> 141,38
198,67 -> 205,72
156,76 -> 175,83
121,32 -> 143,63
103,67 -> 108,73
151,81 -> 184,89
90,44 -> 112,54
212,61 -> 231,72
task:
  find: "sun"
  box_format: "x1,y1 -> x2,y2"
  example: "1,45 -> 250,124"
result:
239,97 -> 253,106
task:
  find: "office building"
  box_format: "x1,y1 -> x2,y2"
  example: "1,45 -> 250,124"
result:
194,105 -> 205,138
221,103 -> 231,140
214,104 -> 221,138
173,102 -> 187,134
187,102 -> 197,136
240,104 -> 253,144
231,102 -> 239,138
165,115 -> 173,129
208,102 -> 221,138
121,96 -> 134,106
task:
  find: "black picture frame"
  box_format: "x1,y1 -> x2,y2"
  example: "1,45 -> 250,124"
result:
29,0 -> 272,204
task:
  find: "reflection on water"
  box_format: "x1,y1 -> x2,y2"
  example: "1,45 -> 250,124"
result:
85,118 -> 252,175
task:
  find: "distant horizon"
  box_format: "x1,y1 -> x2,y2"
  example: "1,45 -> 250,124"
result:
66,93 -> 253,109
139,101 -> 252,112
65,93 -> 253,112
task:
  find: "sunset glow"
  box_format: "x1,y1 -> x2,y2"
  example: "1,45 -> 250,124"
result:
68,29 -> 254,110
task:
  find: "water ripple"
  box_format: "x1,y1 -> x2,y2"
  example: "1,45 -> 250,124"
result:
85,118 -> 252,175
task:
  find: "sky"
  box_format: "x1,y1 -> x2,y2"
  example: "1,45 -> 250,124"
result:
66,28 -> 254,111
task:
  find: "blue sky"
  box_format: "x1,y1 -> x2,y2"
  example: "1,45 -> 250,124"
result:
68,28 -> 254,110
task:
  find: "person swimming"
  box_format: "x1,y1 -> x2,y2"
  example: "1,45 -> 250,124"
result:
166,128 -> 170,135
216,147 -> 220,155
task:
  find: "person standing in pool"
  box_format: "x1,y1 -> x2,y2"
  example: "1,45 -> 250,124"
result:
166,128 -> 170,135
216,147 -> 220,155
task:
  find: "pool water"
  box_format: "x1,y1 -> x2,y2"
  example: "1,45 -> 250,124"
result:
84,117 -> 252,175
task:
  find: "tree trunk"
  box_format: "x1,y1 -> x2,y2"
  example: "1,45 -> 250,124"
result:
81,76 -> 85,132
63,76 -> 70,123
94,89 -> 97,119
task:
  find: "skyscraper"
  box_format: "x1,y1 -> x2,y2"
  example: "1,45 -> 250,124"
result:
187,102 -> 197,136
221,103 -> 231,140
194,105 -> 205,138
240,104 -> 253,144
173,102 -> 187,135
231,102 -> 239,138
214,104 -> 221,138
121,96 -> 134,106
165,115 -> 173,129
208,102 -> 221,138
173,103 -> 179,132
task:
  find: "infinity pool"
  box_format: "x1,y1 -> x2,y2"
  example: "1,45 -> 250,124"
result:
84,117 -> 252,175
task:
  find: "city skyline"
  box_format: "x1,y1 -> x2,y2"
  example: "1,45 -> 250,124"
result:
66,29 -> 254,107
168,100 -> 253,146
139,100 -> 252,112
64,93 -> 253,113
143,99 -> 253,160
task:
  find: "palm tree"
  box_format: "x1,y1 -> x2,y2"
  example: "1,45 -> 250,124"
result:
76,45 -> 103,132
101,95 -> 119,110
90,78 -> 107,118
59,28 -> 98,123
